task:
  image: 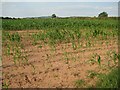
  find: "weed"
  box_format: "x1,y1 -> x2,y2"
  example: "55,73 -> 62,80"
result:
30,64 -> 36,75
86,40 -> 91,47
75,79 -> 85,87
6,44 -> 11,55
107,50 -> 119,66
96,68 -> 118,88
87,70 -> 98,78
89,53 -> 101,66
63,52 -> 69,64
2,81 -> 9,89
87,59 -> 96,65
112,51 -> 118,64
117,53 -> 120,61
72,42 -> 77,50
38,45 -> 42,48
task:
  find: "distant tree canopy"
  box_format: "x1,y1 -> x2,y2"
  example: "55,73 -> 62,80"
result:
52,14 -> 57,18
1,17 -> 21,19
98,12 -> 108,18
2,17 -> 12,19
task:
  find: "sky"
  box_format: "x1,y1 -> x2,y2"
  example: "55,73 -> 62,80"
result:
1,0 -> 120,2
1,1 -> 119,17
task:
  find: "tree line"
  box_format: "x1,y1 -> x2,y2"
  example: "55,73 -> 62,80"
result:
1,12 -> 117,19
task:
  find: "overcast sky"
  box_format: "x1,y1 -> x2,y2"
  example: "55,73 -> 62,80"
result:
2,2 -> 118,17
1,0 -> 120,2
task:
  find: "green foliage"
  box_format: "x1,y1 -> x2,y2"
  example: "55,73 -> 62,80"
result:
10,32 -> 21,42
72,42 -> 77,50
2,18 -> 118,67
2,32 -> 21,42
87,70 -> 99,78
97,55 -> 101,66
2,18 -> 118,48
90,53 -> 101,66
6,44 -> 11,55
107,50 -> 119,66
98,12 -> 108,18
2,81 -> 9,89
63,52 -> 69,64
2,17 -> 119,88
52,14 -> 57,18
117,54 -> 120,61
96,68 -> 118,88
86,40 -> 91,47
38,45 -> 42,48
3,32 -> 28,65
92,29 -> 100,37
75,79 -> 85,87
2,18 -> 117,30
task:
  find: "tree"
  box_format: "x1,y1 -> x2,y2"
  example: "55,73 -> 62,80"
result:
52,14 -> 56,18
98,12 -> 108,18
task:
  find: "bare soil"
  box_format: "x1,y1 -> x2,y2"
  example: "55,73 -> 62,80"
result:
2,30 -> 118,88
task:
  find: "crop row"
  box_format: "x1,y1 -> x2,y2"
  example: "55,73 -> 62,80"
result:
2,18 -> 118,30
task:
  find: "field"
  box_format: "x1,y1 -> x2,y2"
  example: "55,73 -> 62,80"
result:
2,17 -> 119,88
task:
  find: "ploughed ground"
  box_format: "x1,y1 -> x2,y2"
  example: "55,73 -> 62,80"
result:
2,30 -> 118,88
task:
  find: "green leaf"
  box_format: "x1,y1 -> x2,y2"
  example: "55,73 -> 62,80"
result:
98,55 -> 101,65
